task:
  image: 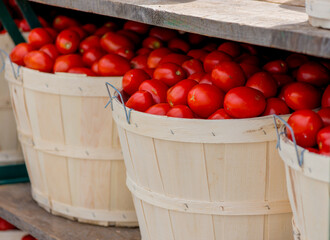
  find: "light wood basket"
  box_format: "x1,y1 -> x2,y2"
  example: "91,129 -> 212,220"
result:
109,92 -> 293,240
4,62 -> 137,226
306,0 -> 330,29
277,125 -> 329,240
0,230 -> 27,240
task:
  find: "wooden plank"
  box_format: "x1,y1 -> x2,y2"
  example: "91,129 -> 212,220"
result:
28,0 -> 330,58
0,183 -> 141,240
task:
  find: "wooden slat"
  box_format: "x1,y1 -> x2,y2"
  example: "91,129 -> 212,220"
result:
0,184 -> 141,240
28,0 -> 330,58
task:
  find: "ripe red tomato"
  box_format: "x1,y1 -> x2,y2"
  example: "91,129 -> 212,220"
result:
224,86 -> 266,118
168,38 -> 190,53
0,217 -> 15,230
203,51 -> 232,72
262,98 -> 290,116
28,28 -> 53,49
284,82 -> 322,110
142,36 -> 164,50
115,47 -> 135,60
55,30 -> 80,54
287,110 -> 323,148
208,108 -> 232,119
68,67 -> 96,76
143,68 -> 155,78
147,48 -> 172,68
67,26 -> 87,39
318,108 -> 330,126
131,55 -> 148,69
202,42 -> 218,52
245,72 -> 277,98
82,23 -> 97,34
187,84 -> 225,118
139,79 -> 168,104
91,62 -> 99,75
22,235 -> 37,240
188,33 -> 206,45
187,49 -> 208,62
44,28 -> 58,40
306,147 -> 319,153
285,53 -> 308,69
117,29 -> 141,45
322,85 -> 330,108
236,53 -> 260,66
126,90 -> 154,112
217,42 -> 241,58
10,43 -> 35,66
240,43 -> 258,55
23,51 -> 54,73
100,32 -> 134,53
167,79 -> 198,106
149,27 -> 177,42
181,59 -> 204,76
211,61 -> 246,92
188,72 -> 205,83
166,105 -> 194,119
317,126 -> 330,156
124,21 -> 150,35
271,74 -> 294,87
159,53 -> 191,66
199,73 -> 213,85
19,16 -> 48,31
98,54 -> 131,76
136,48 -> 152,56
53,54 -> 84,72
263,60 -> 288,74
40,44 -> 59,60
297,62 -> 330,87
153,63 -> 187,86
94,26 -> 113,37
145,103 -> 171,116
103,22 -> 118,31
239,63 -> 261,78
122,69 -> 151,95
52,15 -> 79,30
82,48 -> 105,67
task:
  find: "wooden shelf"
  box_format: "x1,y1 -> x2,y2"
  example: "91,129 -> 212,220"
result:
28,0 -> 330,58
0,183 -> 141,240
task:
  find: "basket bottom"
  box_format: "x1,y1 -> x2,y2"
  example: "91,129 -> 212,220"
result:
308,16 -> 330,29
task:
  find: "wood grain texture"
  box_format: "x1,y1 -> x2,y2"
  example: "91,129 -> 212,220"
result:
0,184 -> 141,240
28,0 -> 330,58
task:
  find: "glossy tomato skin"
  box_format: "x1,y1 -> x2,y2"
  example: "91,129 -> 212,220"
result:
286,53 -> 308,69
188,72 -> 205,83
53,15 -> 79,30
68,67 -> 96,76
149,27 -> 177,42
44,28 -> 58,40
262,98 -> 290,116
100,32 -> 134,53
67,26 -> 87,39
187,49 -> 208,61
55,30 -> 80,54
236,53 -> 260,66
239,63 -> 261,79
94,26 -> 113,37
153,63 -> 187,86
245,72 -> 277,98
284,82 -> 322,110
263,60 -> 288,74
91,62 -> 99,75
147,48 -> 172,68
318,108 -> 330,126
202,42 -> 218,52
166,105 -> 194,119
125,90 -> 154,112
23,51 -> 54,73
167,79 -> 198,106
136,48 -> 152,56
10,43 -> 35,66
82,23 -> 97,34
322,85 -> 330,108
297,62 -> 330,87
181,59 -> 204,76
28,28 -> 53,49
317,126 -> 330,156
117,29 -> 141,45
145,103 -> 171,116
272,74 -> 294,87
188,33 -> 206,45
287,110 -> 323,148
40,44 -> 59,60
306,147 -> 319,154
142,37 -> 164,50
22,235 -> 37,240
79,35 -> 101,54
224,86 -> 266,118
122,69 -> 151,95
187,84 -> 225,118
124,21 -> 150,35
208,109 -> 232,119
211,61 -> 246,92
139,79 -> 168,104
131,55 -> 148,69
0,217 -> 16,230
203,51 -> 232,72
199,73 -> 213,85
159,53 -> 191,66
115,47 -> 135,60
217,42 -> 241,58
98,54 -> 131,76
53,54 -> 85,72
168,38 -> 190,53
82,48 -> 105,67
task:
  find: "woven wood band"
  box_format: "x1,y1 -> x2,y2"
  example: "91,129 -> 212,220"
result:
127,176 -> 292,216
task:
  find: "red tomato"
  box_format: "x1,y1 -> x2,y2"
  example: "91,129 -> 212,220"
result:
321,60 -> 330,70
318,108 -> 330,126
143,68 -> 154,78
82,24 -> 97,34
94,26 -> 113,37
98,54 -> 131,76
153,63 -> 187,86
167,79 -> 198,106
145,103 -> 171,116
188,33 -> 206,45
0,218 -> 15,230
272,74 -> 294,87
82,48 -> 105,67
203,51 -> 232,72
262,98 -> 290,116
139,79 -> 168,104
188,72 -> 205,83
124,21 -> 150,35
131,55 -> 148,69
68,67 -> 96,76
199,73 -> 213,85
322,85 -> 330,108
28,28 -> 53,49
55,30 -> 80,54
284,82 -> 322,110
297,62 -> 330,87
115,47 -> 135,60
224,86 -> 266,118
211,61 -> 246,92
142,36 -> 164,50
208,108 -> 232,119
245,72 -> 277,98
40,44 -> 59,60
67,26 -> 87,39
236,53 -> 260,66
126,90 -> 154,112
100,32 -> 134,53
181,59 -> 204,76
285,53 -> 308,69
117,29 -> 141,45
239,63 -> 261,78
53,15 -> 79,30
166,105 -> 194,119
122,69 -> 150,95
44,28 -> 58,40
263,60 -> 288,74
168,38 -> 190,53
136,48 -> 152,56
240,43 -> 258,55
287,110 -> 323,148
306,147 -> 319,154
53,54 -> 84,72
147,48 -> 172,68
202,42 -> 218,52
103,22 -> 118,31
19,16 -> 48,31
23,51 -> 54,73
187,84 -> 225,118
10,43 -> 35,66
22,235 -> 37,240
149,27 -> 177,42
91,62 -> 99,75
217,42 -> 241,58
159,53 -> 191,66
317,126 -> 330,156
187,49 -> 208,61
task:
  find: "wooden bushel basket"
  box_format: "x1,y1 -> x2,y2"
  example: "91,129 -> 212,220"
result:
306,0 -> 330,29
276,120 -> 329,240
4,61 -> 137,226
108,85 -> 293,240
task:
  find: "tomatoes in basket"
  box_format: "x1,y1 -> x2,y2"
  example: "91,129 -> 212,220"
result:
285,53 -> 308,69
203,51 -> 232,72
263,60 -> 288,74
124,21 -> 150,35
40,44 -> 59,60
142,36 -> 164,50
239,63 -> 261,79
122,69 -> 151,95
153,63 -> 187,86
145,103 -> 171,116
321,85 -> 330,108
56,29 -> 80,54
208,109 -> 232,119
126,90 -> 154,112
245,72 -> 277,98
262,98 -> 290,116
181,59 -> 204,76
23,51 -> 54,73
131,55 -> 148,69
139,79 -> 168,104
79,36 -> 101,54
0,217 -> 15,230
82,48 -> 105,67
217,42 -> 241,58
101,32 -> 134,53
10,43 -> 35,66
149,27 -> 177,42
53,15 -> 79,31
22,235 -> 37,240
318,108 -> 330,126
166,105 -> 194,119
317,126 -> 330,156
53,54 -> 84,73
297,62 -> 330,87
168,38 -> 190,53
167,79 -> 198,106
98,54 -> 131,76
28,28 -> 53,49
159,53 -> 191,66
147,48 -> 172,68
68,67 -> 96,76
